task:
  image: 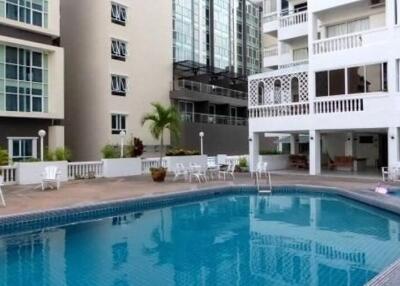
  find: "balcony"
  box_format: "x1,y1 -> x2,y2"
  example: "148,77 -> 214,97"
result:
262,12 -> 278,33
278,10 -> 308,40
312,0 -> 367,13
263,46 -> 279,67
181,112 -> 247,127
312,28 -> 388,58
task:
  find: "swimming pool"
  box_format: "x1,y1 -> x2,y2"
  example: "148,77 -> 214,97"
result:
0,190 -> 400,286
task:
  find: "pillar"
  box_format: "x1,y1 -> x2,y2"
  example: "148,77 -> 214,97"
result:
249,132 -> 260,173
48,125 -> 65,150
344,132 -> 355,157
388,127 -> 399,169
309,130 -> 321,175
290,134 -> 299,155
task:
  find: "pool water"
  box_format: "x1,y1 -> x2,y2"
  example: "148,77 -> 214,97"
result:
1,193 -> 400,286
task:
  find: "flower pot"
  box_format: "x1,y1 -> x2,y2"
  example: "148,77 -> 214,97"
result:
150,167 -> 167,182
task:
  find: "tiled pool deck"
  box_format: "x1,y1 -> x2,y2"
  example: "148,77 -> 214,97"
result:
1,172 -> 400,285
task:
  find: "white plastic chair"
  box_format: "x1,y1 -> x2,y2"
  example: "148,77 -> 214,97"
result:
219,164 -> 236,180
189,163 -> 207,183
173,163 -> 188,181
382,167 -> 399,182
256,161 -> 269,179
41,166 -> 62,191
0,176 -> 5,207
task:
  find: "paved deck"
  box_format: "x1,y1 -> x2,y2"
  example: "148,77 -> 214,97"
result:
0,172 -> 395,217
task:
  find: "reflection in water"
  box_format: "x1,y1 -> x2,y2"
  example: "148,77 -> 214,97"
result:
0,194 -> 400,286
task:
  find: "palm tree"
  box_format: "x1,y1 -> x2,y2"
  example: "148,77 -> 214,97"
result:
142,102 -> 181,168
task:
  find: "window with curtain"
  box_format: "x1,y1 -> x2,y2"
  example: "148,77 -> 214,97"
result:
327,18 -> 369,38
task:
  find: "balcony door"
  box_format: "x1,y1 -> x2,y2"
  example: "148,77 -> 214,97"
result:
178,101 -> 194,122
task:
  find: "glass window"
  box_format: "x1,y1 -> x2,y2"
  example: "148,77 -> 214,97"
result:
274,79 -> 281,104
1,45 -> 47,113
366,63 -> 386,92
4,0 -> 48,28
111,2 -> 127,26
9,138 -> 35,161
257,81 -> 264,105
291,77 -> 299,102
111,75 -> 127,96
329,69 -> 345,96
316,71 -> 328,97
348,66 -> 365,94
111,114 -> 127,135
111,39 -> 127,61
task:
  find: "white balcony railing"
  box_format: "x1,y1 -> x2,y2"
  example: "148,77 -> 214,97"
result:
249,102 -> 310,118
280,10 -> 308,28
314,97 -> 364,114
68,161 -> 104,179
263,46 -> 278,58
313,32 -> 363,55
0,166 -> 17,185
263,12 -> 278,24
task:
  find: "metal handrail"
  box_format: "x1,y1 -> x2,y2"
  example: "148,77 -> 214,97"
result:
181,112 -> 247,126
175,80 -> 248,100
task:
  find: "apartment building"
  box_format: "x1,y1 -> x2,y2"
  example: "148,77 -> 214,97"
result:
249,0 -> 400,176
171,0 -> 267,155
60,0 -> 172,160
0,0 -> 64,162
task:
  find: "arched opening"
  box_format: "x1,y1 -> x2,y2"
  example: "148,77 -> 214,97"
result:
274,79 -> 281,104
291,77 -> 299,102
258,82 -> 264,105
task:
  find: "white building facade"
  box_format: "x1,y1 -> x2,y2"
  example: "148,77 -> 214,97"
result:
0,0 -> 64,162
249,0 -> 400,175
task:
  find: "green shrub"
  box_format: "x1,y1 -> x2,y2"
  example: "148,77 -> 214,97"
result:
45,147 -> 72,161
0,147 -> 8,166
166,149 -> 200,156
101,144 -> 120,159
238,157 -> 248,168
260,149 -> 282,155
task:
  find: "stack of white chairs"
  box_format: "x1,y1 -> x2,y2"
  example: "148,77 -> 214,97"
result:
0,175 -> 5,207
173,163 -> 189,182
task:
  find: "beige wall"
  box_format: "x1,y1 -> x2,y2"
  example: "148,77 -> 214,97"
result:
61,0 -> 173,161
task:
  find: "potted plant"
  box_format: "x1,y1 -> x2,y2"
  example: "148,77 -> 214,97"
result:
142,102 -> 181,182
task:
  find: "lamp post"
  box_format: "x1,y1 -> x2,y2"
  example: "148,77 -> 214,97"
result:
120,130 -> 126,158
199,131 -> 204,155
38,129 -> 46,161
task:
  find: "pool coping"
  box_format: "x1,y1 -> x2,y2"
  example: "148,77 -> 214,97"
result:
1,183 -> 400,285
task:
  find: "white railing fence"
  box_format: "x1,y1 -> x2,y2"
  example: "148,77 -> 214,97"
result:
280,10 -> 308,28
313,33 -> 363,55
249,102 -> 310,118
68,161 -> 104,179
263,12 -> 278,23
314,98 -> 364,114
0,166 -> 17,185
141,158 -> 167,174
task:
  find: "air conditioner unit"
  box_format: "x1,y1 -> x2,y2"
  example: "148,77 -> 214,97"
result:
370,0 -> 385,8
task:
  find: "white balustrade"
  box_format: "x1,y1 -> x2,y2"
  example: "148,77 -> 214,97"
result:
313,33 -> 363,55
68,161 -> 103,179
280,10 -> 307,28
0,166 -> 17,185
314,98 -> 364,114
141,158 -> 167,173
249,102 -> 310,118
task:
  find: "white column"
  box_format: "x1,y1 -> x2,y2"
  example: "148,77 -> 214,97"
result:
290,134 -> 299,155
309,130 -> 321,175
249,133 -> 260,173
388,127 -> 399,168
386,0 -> 396,28
344,132 -> 355,157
